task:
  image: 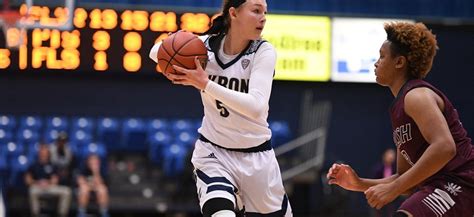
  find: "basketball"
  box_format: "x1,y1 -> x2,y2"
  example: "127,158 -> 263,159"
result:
156,31 -> 208,74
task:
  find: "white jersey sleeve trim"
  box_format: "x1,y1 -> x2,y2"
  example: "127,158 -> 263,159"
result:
149,42 -> 161,63
204,43 -> 276,119
150,35 -> 207,64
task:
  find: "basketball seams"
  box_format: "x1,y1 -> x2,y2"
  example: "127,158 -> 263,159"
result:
171,35 -> 206,69
175,38 -> 208,57
161,44 -> 174,73
172,33 -> 199,55
157,33 -> 175,73
157,32 -> 208,73
164,33 -> 180,73
165,32 -> 196,73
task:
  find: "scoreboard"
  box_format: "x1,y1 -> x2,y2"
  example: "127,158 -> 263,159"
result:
0,5 -> 215,76
0,5 -> 334,81
0,5 -> 410,83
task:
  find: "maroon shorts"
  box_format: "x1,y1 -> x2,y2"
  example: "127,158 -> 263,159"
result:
398,176 -> 474,217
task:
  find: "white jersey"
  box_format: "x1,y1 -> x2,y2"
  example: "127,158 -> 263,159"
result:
150,35 -> 291,215
150,34 -> 276,149
199,34 -> 276,149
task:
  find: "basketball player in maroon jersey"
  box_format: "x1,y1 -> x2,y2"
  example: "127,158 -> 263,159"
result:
327,22 -> 474,217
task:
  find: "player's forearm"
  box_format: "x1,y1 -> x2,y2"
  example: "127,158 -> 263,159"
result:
392,142 -> 455,195
204,51 -> 274,119
354,175 -> 399,192
204,82 -> 268,119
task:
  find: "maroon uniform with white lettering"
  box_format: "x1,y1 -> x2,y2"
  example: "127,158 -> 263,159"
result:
390,79 -> 474,216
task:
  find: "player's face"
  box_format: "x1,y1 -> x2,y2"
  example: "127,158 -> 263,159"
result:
374,40 -> 400,86
233,0 -> 267,40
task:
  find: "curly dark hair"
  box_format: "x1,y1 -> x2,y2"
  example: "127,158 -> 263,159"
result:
384,22 -> 438,79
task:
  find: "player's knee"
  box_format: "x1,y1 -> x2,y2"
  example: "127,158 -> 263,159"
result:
393,211 -> 410,217
202,198 -> 235,217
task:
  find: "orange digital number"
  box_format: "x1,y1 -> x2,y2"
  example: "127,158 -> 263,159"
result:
123,52 -> 141,72
123,32 -> 142,72
92,30 -> 110,71
0,49 -> 10,69
121,10 -> 149,31
92,31 -> 110,51
124,32 -> 141,52
94,51 -> 108,71
120,10 -> 133,30
102,9 -> 118,30
180,13 -> 210,33
133,11 -> 149,31
74,8 -> 88,28
89,9 -> 102,29
90,9 -> 118,29
150,11 -> 177,32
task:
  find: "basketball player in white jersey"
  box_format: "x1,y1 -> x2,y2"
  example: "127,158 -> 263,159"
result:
149,0 -> 292,216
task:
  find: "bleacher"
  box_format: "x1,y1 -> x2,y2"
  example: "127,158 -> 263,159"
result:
1,114 -> 291,176
0,114 -> 292,216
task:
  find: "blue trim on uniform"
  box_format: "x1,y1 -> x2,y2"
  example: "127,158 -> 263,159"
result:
195,169 -> 237,193
207,185 -> 235,195
245,194 -> 289,217
208,34 -> 253,70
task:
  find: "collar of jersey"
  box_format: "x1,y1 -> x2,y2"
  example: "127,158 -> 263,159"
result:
208,34 -> 253,70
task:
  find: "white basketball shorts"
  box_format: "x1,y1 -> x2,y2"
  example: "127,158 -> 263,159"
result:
191,139 -> 293,216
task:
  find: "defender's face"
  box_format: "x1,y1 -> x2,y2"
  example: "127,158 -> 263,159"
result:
374,40 -> 399,86
233,0 -> 267,40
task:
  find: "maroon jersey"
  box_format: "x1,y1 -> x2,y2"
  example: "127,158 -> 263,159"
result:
390,79 -> 474,185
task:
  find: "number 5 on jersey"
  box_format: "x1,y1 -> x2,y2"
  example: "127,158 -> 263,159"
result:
215,100 -> 229,117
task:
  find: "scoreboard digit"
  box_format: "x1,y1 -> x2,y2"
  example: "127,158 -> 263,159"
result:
0,5 -> 214,75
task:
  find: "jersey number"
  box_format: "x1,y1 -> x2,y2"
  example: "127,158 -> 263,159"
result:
215,100 -> 229,117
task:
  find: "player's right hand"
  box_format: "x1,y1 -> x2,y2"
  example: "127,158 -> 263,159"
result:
326,163 -> 361,191
171,57 -> 209,90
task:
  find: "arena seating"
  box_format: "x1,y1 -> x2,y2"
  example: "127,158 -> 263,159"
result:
0,114 -> 292,189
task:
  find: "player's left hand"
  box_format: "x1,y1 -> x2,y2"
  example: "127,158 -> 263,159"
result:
169,57 -> 209,90
364,183 -> 401,209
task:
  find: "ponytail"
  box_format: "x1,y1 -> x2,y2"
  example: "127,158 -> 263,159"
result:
203,0 -> 247,35
204,14 -> 227,35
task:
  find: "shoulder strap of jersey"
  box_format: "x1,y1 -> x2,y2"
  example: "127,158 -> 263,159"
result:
207,34 -> 257,69
245,38 -> 267,55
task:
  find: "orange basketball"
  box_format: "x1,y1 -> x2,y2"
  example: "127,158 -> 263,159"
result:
156,31 -> 208,74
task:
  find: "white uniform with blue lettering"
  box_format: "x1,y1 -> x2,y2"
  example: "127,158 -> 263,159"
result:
150,34 -> 292,216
